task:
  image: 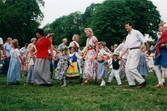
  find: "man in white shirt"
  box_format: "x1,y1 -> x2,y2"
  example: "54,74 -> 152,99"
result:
119,21 -> 149,88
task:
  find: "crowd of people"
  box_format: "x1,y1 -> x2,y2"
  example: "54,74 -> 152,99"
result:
0,21 -> 167,88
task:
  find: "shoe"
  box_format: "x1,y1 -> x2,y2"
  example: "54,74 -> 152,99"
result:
100,81 -> 106,86
24,82 -> 29,86
106,82 -> 111,85
7,82 -> 14,85
34,84 -> 40,86
154,84 -> 164,88
118,84 -> 122,86
15,81 -> 20,85
162,79 -> 165,83
138,81 -> 147,88
81,80 -> 88,85
61,84 -> 67,87
129,85 -> 136,87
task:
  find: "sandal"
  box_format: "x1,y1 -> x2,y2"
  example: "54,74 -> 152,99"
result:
155,84 -> 164,88
81,80 -> 88,85
61,84 -> 67,87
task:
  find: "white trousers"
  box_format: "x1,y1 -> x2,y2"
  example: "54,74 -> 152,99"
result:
125,49 -> 145,85
154,65 -> 167,84
108,69 -> 122,85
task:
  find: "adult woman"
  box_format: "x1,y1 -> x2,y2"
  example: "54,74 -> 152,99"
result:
152,22 -> 167,88
69,34 -> 80,52
33,28 -> 53,86
82,28 -> 98,85
0,37 -> 12,74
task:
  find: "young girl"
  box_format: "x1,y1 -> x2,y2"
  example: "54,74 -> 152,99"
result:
66,46 -> 82,83
107,51 -> 122,86
7,39 -> 24,85
137,45 -> 149,78
96,54 -> 108,86
20,50 -> 27,77
24,47 -> 36,85
56,46 -> 72,87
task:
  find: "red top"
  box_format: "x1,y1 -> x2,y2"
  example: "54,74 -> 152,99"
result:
36,37 -> 51,58
160,30 -> 167,43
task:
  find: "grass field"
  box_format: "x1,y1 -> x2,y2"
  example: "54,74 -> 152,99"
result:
0,73 -> 167,111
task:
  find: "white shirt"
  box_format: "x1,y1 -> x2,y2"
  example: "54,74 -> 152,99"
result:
69,41 -> 81,53
10,48 -> 20,57
99,48 -> 112,56
124,29 -> 147,49
0,38 -> 3,45
29,58 -> 35,65
114,43 -> 128,59
69,52 -> 82,60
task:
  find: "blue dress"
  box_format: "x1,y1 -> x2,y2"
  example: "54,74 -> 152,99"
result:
96,60 -> 108,79
7,49 -> 21,82
152,39 -> 167,67
66,53 -> 80,77
137,52 -> 149,76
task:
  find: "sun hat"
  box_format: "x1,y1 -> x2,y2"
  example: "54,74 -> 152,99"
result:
113,51 -> 119,56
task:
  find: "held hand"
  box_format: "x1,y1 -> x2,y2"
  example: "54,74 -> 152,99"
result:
94,54 -> 98,59
159,44 -> 165,48
21,62 -> 24,65
118,55 -> 122,60
70,63 -> 74,67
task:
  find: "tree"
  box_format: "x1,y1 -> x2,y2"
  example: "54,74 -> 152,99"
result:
43,0 -> 161,47
0,0 -> 44,46
125,0 -> 161,39
45,11 -> 83,46
89,0 -> 161,47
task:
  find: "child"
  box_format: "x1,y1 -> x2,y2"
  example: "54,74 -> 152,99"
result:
156,23 -> 167,57
20,50 -> 27,77
7,39 -> 24,85
24,47 -> 36,85
107,51 -> 122,86
147,50 -> 154,72
66,46 -> 82,83
137,45 -> 149,78
96,54 -> 108,86
56,46 -> 72,87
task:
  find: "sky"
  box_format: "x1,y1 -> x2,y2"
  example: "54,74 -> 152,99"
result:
40,0 -> 167,28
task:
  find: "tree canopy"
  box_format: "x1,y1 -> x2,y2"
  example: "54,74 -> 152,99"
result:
44,0 -> 161,47
0,0 -> 44,46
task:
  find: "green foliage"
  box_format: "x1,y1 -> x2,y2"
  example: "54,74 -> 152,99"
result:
0,74 -> 167,110
44,11 -> 83,45
44,0 -> 161,47
0,0 -> 44,46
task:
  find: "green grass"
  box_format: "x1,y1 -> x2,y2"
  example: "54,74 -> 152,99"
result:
0,73 -> 167,111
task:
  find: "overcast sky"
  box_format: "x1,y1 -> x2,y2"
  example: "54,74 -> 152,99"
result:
40,0 -> 167,28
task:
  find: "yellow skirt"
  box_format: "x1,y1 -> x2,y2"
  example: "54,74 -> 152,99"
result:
66,62 -> 80,77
